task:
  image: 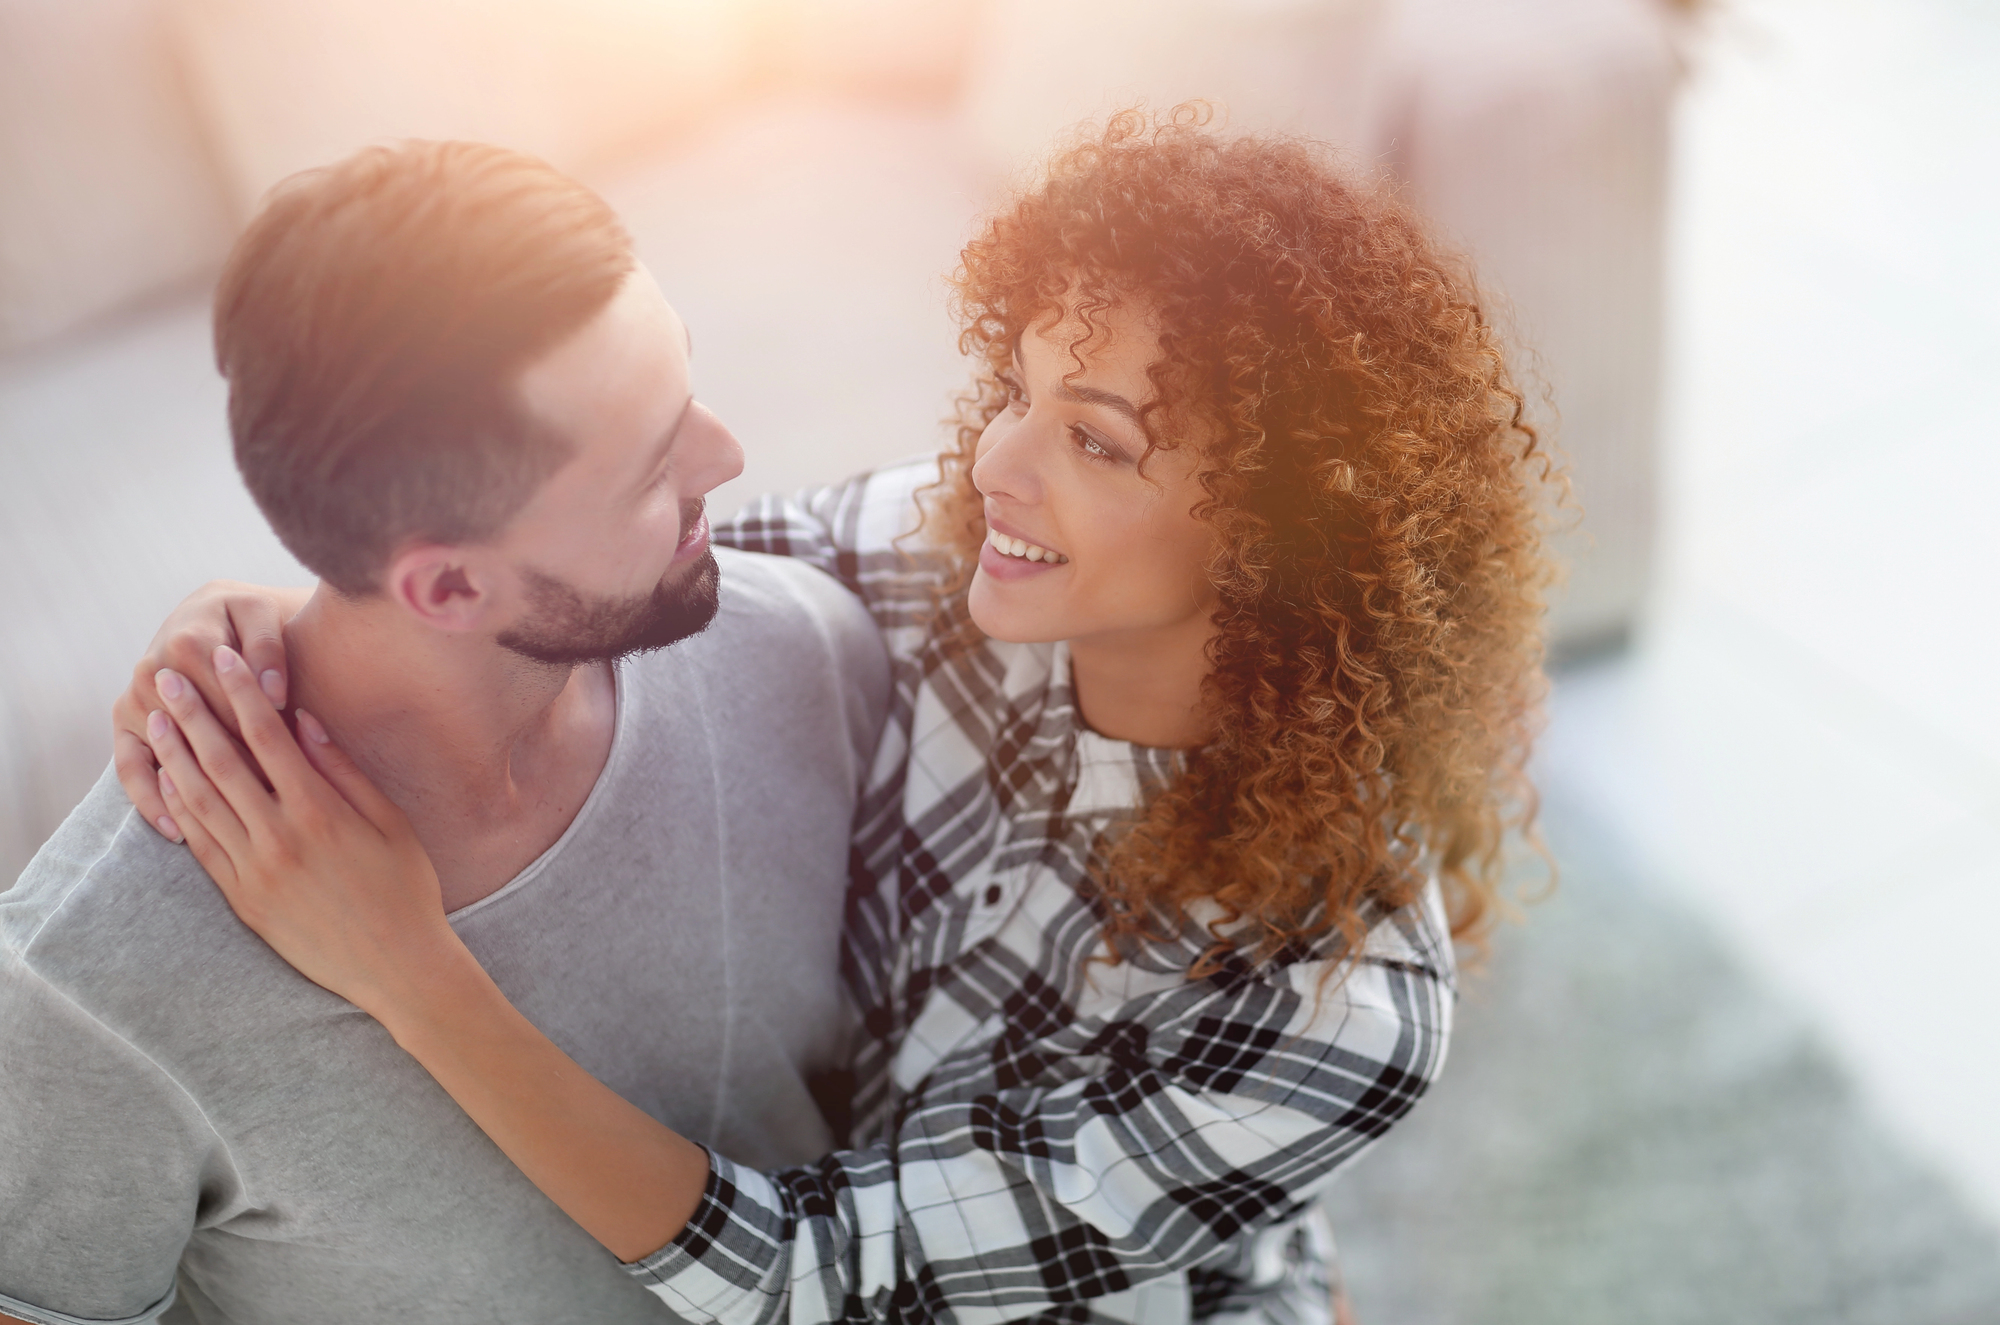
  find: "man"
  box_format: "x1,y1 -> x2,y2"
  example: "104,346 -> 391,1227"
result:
0,141 -> 887,1323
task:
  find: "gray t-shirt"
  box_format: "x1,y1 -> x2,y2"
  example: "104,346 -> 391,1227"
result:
0,549 -> 888,1325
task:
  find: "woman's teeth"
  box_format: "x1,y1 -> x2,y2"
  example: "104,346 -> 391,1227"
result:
986,528 -> 1068,564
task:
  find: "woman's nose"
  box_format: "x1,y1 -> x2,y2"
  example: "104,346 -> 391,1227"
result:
970,412 -> 1045,507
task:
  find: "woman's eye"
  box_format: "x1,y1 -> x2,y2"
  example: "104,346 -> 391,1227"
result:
1069,425 -> 1115,462
999,375 -> 1027,407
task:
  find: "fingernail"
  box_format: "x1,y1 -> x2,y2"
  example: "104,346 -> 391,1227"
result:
296,709 -> 329,745
158,769 -> 177,798
261,669 -> 286,705
147,710 -> 171,742
155,815 -> 182,843
156,669 -> 185,701
213,645 -> 241,675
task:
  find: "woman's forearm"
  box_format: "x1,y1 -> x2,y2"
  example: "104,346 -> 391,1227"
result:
369,945 -> 710,1263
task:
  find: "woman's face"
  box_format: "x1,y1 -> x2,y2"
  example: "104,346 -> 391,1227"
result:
967,304 -> 1220,649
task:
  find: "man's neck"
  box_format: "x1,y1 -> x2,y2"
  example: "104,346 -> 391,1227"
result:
283,587 -> 619,912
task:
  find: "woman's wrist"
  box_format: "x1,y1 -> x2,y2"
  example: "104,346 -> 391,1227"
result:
358,928 -> 497,1051
352,931 -> 713,1262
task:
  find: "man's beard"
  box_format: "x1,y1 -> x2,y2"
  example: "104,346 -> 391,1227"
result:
497,549 -> 721,667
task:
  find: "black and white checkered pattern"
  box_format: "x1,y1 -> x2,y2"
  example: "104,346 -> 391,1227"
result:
627,461 -> 1456,1325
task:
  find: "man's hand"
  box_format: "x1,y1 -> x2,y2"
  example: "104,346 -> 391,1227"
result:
113,581 -> 309,842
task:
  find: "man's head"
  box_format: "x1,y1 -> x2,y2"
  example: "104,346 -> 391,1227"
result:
215,140 -> 741,662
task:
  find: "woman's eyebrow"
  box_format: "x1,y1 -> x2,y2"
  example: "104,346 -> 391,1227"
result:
1050,380 -> 1144,430
1013,332 -> 1146,431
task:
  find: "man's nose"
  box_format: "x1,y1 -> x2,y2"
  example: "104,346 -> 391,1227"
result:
683,402 -> 745,497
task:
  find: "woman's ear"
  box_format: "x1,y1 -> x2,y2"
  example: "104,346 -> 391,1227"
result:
382,545 -> 501,634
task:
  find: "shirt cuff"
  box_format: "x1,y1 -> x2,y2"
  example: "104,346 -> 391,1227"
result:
623,1147 -> 787,1323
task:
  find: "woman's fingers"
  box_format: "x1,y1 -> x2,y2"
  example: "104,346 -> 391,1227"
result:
148,708 -> 253,863
112,582 -> 306,826
150,666 -> 276,830
294,709 -> 409,837
207,645 -> 325,811
156,608 -> 250,743
204,644 -> 404,847
157,765 -> 238,894
227,593 -> 290,711
115,727 -> 178,842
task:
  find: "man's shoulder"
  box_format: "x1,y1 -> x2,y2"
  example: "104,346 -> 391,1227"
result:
647,546 -> 886,690
5,764 -> 203,940
615,548 -> 890,776
3,765 -> 271,1012
711,544 -> 873,637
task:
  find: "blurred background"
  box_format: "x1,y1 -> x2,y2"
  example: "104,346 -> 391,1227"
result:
1,0 -> 1995,1317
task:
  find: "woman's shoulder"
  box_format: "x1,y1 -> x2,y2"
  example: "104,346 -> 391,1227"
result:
720,457 -> 938,565
720,458 -> 962,642
1163,874 -> 1457,993
830,456 -> 941,556
1359,876 -> 1458,990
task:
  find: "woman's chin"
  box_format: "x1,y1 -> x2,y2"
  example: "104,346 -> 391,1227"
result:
967,573 -> 1066,645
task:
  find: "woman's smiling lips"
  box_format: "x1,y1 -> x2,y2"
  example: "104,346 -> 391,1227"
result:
979,518 -> 1068,582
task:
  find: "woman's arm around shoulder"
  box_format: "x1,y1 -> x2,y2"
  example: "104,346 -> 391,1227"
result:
626,917 -> 1454,1325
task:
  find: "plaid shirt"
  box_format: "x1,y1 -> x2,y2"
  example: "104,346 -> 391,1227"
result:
628,461 -> 1456,1325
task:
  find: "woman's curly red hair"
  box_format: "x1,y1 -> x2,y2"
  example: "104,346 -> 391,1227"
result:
926,107 -> 1559,964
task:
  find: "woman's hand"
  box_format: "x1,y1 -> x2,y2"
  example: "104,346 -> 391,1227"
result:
144,642 -> 462,1019
113,581 -> 311,843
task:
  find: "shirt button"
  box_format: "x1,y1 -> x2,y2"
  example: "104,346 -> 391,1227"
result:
983,884 -> 1003,907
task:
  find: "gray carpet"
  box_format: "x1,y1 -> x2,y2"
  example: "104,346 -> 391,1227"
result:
1322,796 -> 2000,1324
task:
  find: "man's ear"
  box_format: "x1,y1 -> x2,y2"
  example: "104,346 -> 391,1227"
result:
382,545 -> 505,633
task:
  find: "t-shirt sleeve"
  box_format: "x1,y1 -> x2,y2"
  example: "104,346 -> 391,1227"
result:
0,959 -> 223,1324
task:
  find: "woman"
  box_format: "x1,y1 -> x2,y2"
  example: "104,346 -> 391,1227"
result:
128,109 -> 1554,1323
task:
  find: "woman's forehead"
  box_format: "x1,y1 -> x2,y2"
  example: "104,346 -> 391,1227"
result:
1021,307 -> 1158,379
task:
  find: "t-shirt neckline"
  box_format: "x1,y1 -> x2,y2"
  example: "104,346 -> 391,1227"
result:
444,659 -> 631,923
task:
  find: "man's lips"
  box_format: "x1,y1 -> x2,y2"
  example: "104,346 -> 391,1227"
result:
672,509 -> 710,562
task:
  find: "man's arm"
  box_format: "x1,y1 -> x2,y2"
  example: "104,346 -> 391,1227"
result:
0,958 -> 213,1324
